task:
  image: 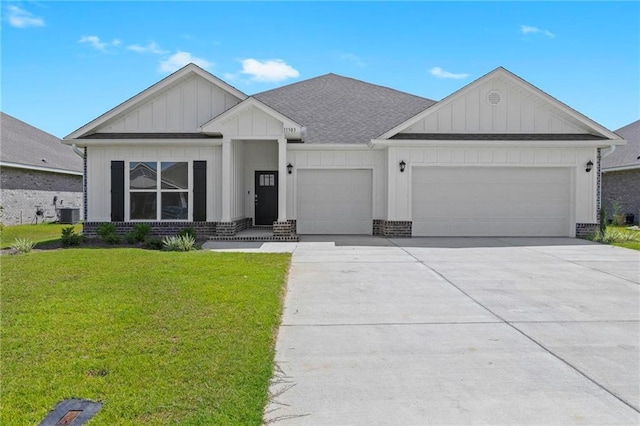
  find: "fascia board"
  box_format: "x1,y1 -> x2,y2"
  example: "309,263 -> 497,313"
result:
0,161 -> 83,175
370,138 -> 623,148
63,138 -> 224,148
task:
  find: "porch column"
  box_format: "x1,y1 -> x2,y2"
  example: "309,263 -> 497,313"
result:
221,138 -> 231,222
277,137 -> 287,222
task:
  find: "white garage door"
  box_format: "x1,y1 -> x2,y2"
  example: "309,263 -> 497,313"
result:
412,167 -> 571,237
297,169 -> 372,234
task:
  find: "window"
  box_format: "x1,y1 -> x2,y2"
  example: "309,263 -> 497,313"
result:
129,161 -> 189,220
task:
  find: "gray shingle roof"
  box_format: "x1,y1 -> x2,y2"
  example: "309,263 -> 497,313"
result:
253,73 -> 436,144
602,119 -> 640,170
1,112 -> 83,173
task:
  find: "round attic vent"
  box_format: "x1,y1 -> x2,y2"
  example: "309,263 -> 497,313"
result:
486,91 -> 502,106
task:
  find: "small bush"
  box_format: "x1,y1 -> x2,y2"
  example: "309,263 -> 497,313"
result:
162,234 -> 196,252
11,238 -> 34,253
61,226 -> 83,247
133,223 -> 151,242
96,223 -> 121,244
599,208 -> 607,234
177,226 -> 196,239
124,231 -> 137,244
591,228 -> 640,244
145,237 -> 164,250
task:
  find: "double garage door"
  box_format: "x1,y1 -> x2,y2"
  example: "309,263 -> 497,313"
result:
412,167 -> 571,237
295,167 -> 571,236
297,169 -> 372,234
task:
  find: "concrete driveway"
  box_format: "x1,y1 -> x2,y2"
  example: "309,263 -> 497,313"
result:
264,237 -> 640,425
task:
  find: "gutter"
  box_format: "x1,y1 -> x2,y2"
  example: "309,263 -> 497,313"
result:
72,144 -> 85,159
600,144 -> 616,159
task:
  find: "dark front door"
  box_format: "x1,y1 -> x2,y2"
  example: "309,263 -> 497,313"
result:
255,171 -> 278,225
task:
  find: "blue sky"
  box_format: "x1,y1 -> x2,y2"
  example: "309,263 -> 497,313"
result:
2,1 -> 639,138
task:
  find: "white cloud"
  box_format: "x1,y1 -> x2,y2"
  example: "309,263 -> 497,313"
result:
112,39 -> 122,47
521,25 -> 555,38
240,58 -> 299,82
159,51 -> 212,73
79,35 -> 108,51
430,67 -> 469,79
128,42 -> 167,55
6,5 -> 44,28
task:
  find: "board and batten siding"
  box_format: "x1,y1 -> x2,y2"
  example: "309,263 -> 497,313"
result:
400,76 -> 590,134
286,148 -> 387,220
387,146 -> 598,230
242,141 -> 279,221
219,106 -> 285,139
86,146 -> 221,221
95,75 -> 242,133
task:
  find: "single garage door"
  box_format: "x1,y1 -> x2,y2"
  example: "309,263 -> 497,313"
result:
297,169 -> 373,234
412,167 -> 571,237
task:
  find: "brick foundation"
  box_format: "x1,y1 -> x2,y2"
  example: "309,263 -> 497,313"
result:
374,220 -> 412,238
575,223 -> 599,239
215,218 -> 252,236
273,221 -> 293,237
83,221 -> 217,238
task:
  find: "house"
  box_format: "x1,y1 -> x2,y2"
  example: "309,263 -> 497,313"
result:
1,112 -> 83,225
602,119 -> 639,225
63,64 -> 625,238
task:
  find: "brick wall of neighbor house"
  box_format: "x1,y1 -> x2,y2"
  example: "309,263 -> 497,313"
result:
0,167 -> 83,225
602,170 -> 640,225
83,221 -> 217,238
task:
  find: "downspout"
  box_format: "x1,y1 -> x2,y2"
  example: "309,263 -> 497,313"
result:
601,144 -> 616,159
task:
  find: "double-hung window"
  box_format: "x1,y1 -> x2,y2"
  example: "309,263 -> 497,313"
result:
129,161 -> 189,220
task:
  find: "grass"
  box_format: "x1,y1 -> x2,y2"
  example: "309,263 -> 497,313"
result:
593,225 -> 640,251
1,249 -> 291,425
0,223 -> 83,248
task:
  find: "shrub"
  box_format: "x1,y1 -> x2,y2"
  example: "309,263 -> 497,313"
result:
145,237 -> 164,250
124,231 -> 137,244
177,226 -> 196,239
61,226 -> 83,247
162,235 -> 195,252
96,223 -> 121,244
133,223 -> 151,242
591,228 -> 640,244
11,238 -> 34,253
599,208 -> 607,234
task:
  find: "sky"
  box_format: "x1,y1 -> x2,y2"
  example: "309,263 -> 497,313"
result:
2,1 -> 639,139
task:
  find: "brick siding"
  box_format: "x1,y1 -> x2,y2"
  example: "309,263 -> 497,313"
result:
602,169 -> 640,225
1,167 -> 83,225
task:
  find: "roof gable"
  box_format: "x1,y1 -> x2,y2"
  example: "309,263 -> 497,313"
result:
603,119 -> 640,170
379,67 -> 621,141
1,112 -> 82,173
65,64 -> 247,139
253,73 -> 435,144
201,97 -> 303,139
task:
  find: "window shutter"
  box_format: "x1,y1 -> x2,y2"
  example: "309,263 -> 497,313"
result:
111,161 -> 125,221
193,161 -> 207,221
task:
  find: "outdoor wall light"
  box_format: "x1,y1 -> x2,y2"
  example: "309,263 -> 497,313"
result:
585,160 -> 594,173
287,163 -> 293,174
399,160 -> 406,173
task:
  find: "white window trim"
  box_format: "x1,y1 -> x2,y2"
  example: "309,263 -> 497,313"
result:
125,160 -> 193,221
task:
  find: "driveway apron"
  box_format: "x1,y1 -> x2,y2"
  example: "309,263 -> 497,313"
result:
265,237 -> 640,425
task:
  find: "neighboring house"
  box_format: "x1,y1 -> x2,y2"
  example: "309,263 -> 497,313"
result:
1,112 -> 83,225
63,64 -> 625,238
602,119 -> 639,225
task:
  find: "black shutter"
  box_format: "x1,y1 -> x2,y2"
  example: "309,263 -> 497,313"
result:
193,161 -> 207,221
111,161 -> 125,221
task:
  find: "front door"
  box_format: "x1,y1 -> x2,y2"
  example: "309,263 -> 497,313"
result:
255,171 -> 278,225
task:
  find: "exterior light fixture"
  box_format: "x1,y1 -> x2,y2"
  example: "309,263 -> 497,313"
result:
585,160 -> 593,173
287,163 -> 293,174
399,160 -> 406,173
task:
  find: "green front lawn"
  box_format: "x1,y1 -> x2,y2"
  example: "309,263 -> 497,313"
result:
1,223 -> 83,248
1,249 -> 290,424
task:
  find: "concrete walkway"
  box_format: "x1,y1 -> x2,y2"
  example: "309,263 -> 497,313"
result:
212,237 -> 640,424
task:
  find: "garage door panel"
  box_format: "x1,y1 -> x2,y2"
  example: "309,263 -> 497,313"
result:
412,167 -> 571,237
297,169 -> 373,235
